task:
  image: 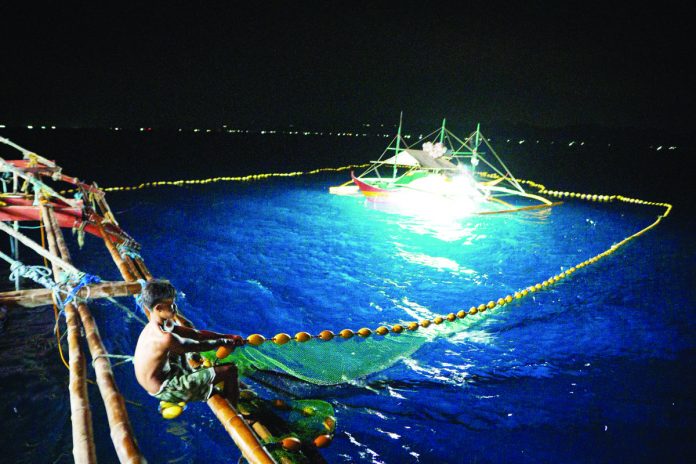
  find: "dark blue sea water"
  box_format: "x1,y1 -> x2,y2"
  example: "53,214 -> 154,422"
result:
1,129 -> 694,463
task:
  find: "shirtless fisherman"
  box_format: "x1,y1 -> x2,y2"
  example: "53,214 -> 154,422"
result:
133,280 -> 244,406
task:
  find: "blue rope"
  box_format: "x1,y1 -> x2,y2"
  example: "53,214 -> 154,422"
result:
117,241 -> 142,260
59,273 -> 101,307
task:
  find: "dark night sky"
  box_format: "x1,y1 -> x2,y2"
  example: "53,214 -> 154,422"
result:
1,2 -> 691,131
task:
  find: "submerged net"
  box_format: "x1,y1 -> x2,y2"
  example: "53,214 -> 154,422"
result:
204,319 -> 480,385
207,330 -> 435,385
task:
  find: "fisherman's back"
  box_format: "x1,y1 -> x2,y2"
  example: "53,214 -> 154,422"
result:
133,323 -> 172,394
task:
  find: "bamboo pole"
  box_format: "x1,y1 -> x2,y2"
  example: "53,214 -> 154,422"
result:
0,155 -> 81,208
0,281 -> 141,308
77,302 -> 146,464
96,220 -> 136,282
46,206 -> 146,463
94,195 -> 144,281
237,406 -> 293,464
12,221 -> 20,291
47,208 -> 71,264
12,173 -> 20,291
123,256 -> 141,282
66,300 -> 98,463
208,395 -> 276,464
0,219 -> 80,275
132,257 -> 153,280
42,205 -> 98,463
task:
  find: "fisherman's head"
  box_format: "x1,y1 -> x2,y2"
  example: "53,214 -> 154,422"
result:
141,279 -> 177,318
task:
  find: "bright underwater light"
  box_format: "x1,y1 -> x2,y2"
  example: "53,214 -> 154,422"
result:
386,170 -> 489,220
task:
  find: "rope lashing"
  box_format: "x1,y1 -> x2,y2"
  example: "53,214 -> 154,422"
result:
0,254 -> 72,338
56,272 -> 102,307
117,240 -> 142,260
7,260 -> 59,291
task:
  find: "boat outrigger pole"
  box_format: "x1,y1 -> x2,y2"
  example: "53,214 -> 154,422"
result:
439,118 -> 446,145
393,112 -> 403,179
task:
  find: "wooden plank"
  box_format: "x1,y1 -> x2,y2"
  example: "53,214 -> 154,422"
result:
0,280 -> 142,308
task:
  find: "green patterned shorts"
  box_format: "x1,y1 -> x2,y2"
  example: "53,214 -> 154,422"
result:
153,366 -> 216,403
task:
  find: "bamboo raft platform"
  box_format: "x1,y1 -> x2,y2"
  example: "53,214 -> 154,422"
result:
0,137 -> 309,463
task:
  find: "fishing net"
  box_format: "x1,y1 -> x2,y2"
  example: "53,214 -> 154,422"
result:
238,392 -> 335,449
205,324 -> 458,385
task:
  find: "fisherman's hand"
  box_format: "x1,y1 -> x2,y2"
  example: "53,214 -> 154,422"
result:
224,334 -> 246,346
219,336 -> 245,348
231,335 -> 245,346
214,338 -> 240,358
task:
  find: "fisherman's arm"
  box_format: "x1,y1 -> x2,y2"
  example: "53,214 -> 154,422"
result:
166,332 -> 241,354
172,325 -> 244,345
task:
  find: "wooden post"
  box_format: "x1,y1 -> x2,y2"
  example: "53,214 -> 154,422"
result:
45,206 -> 146,463
0,281 -> 142,308
41,205 -> 98,463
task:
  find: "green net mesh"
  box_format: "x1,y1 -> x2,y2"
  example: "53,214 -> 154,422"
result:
235,390 -> 335,462
203,321 -> 474,385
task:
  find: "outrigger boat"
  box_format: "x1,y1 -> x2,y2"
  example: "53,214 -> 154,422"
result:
330,118 -> 557,215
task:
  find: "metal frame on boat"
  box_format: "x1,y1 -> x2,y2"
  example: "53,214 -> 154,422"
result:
330,117 -> 555,214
